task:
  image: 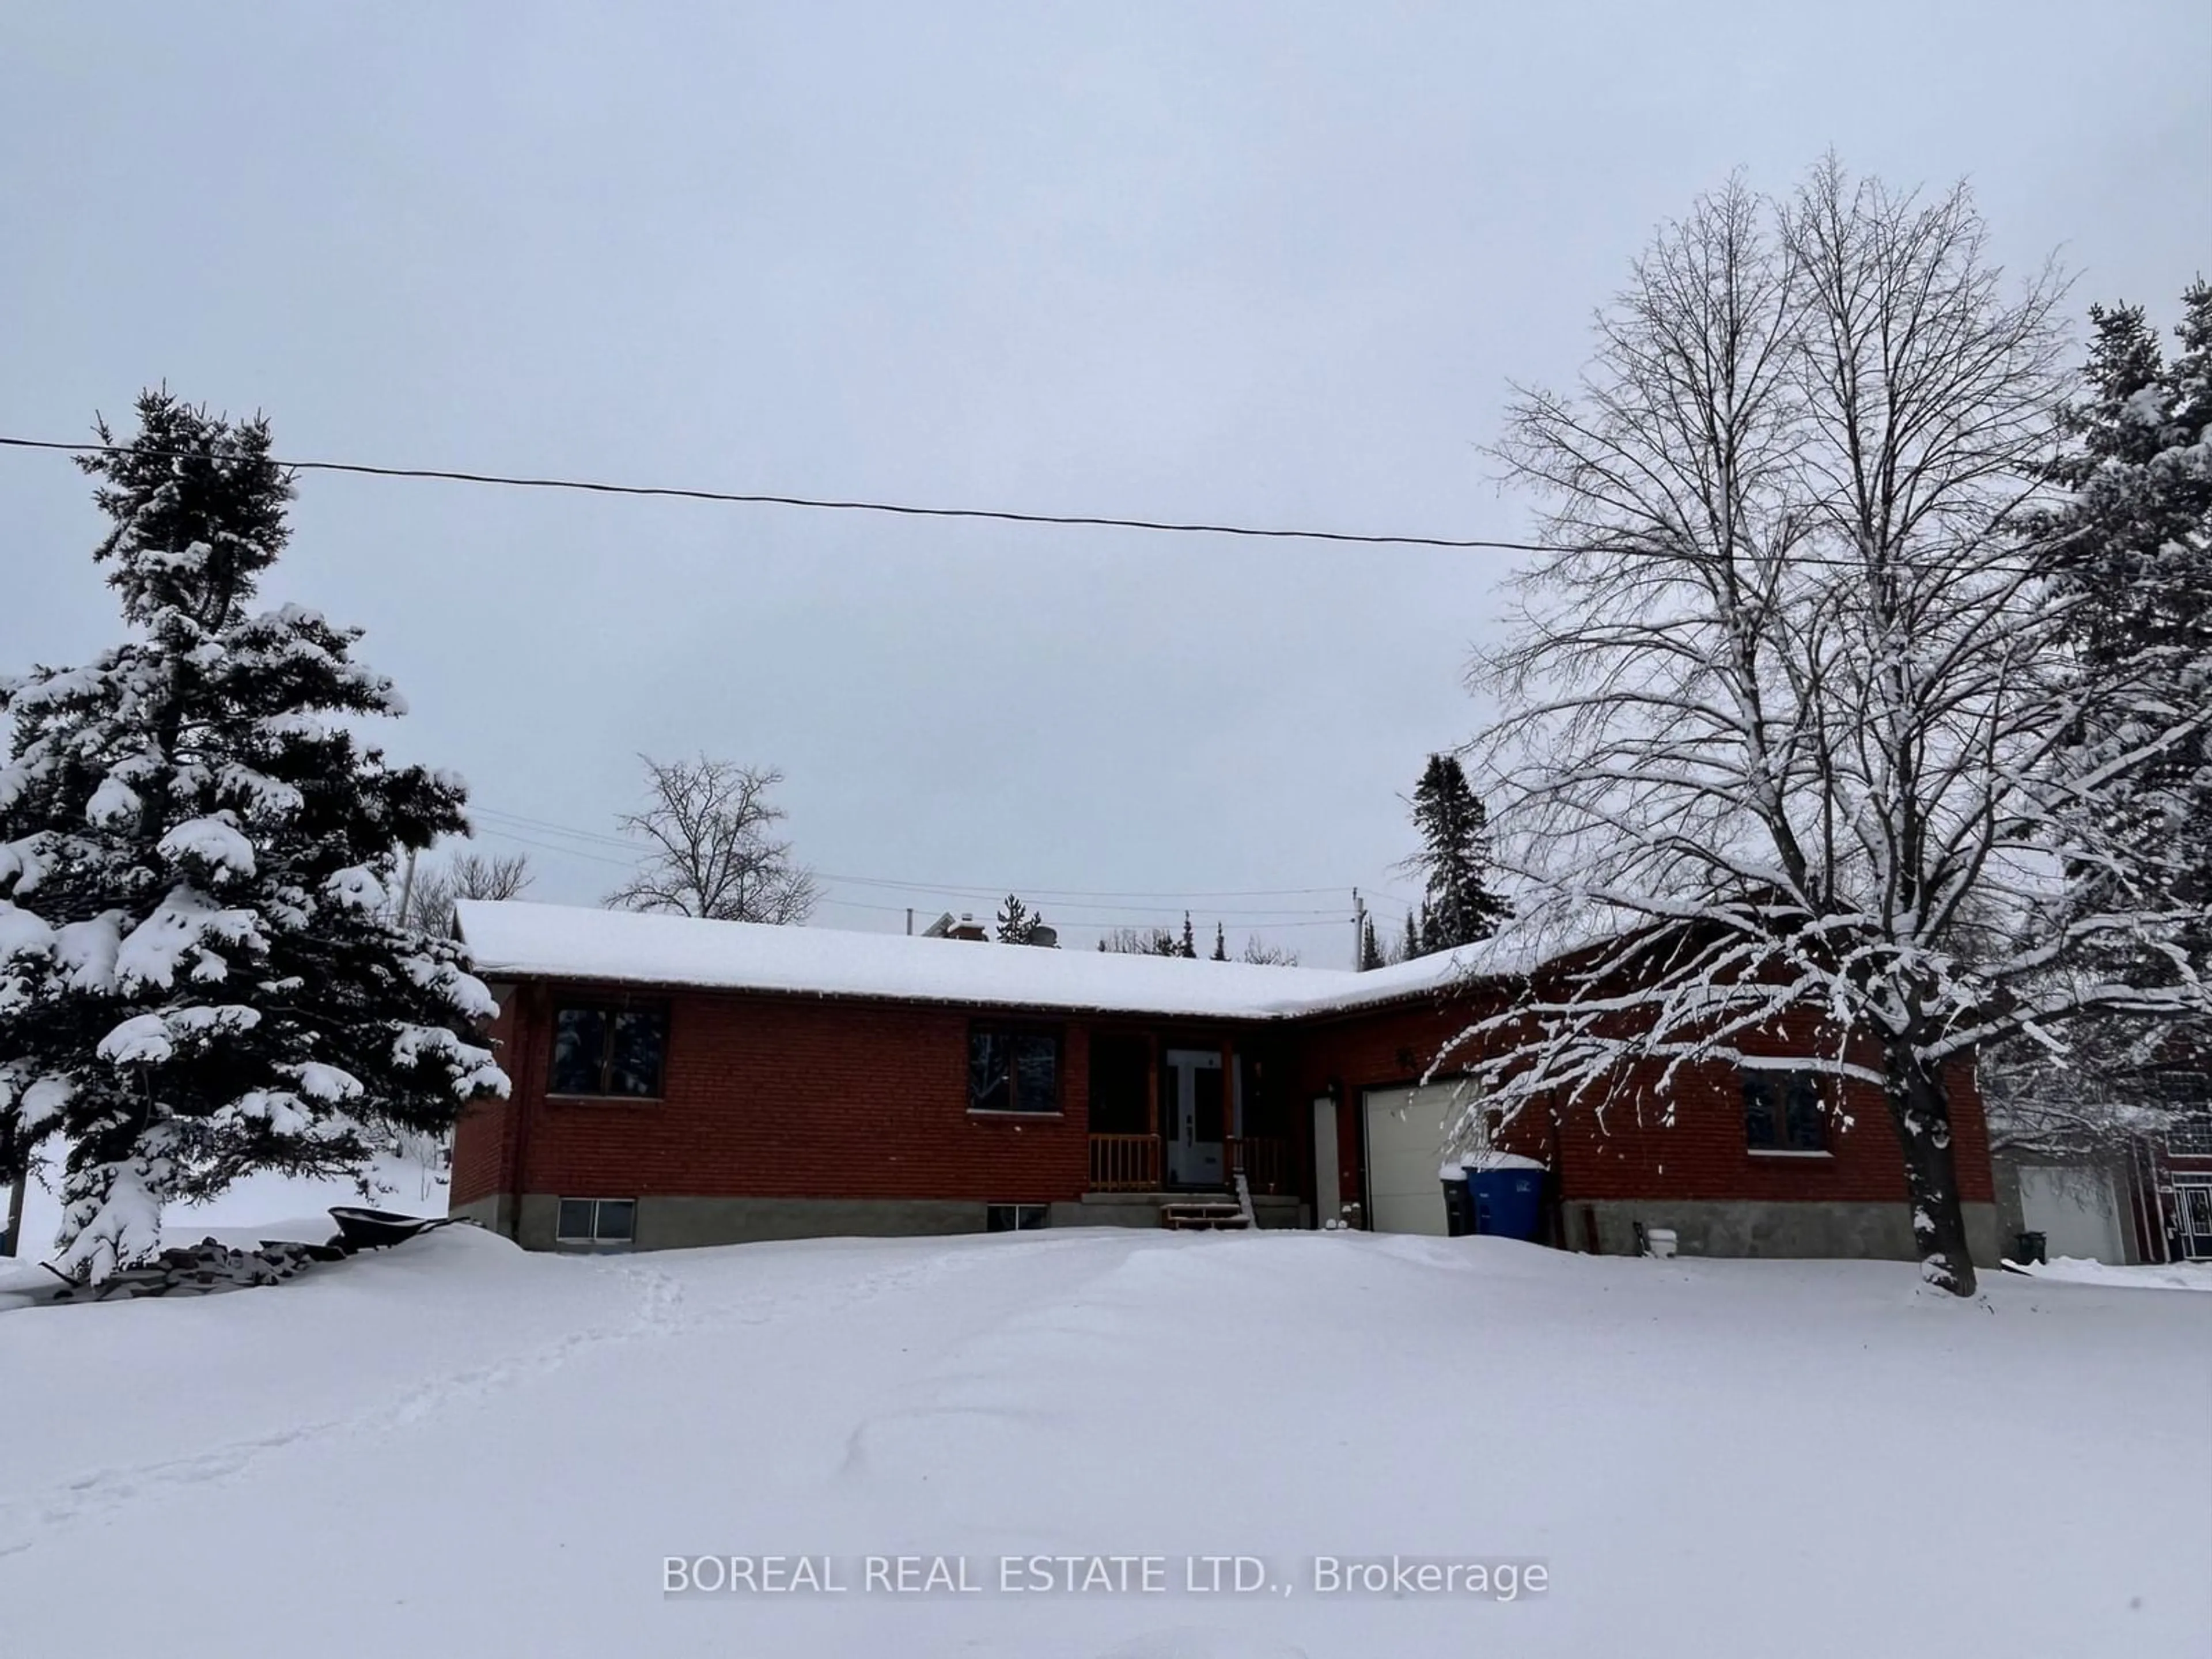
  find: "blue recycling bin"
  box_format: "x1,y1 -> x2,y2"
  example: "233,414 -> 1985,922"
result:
1465,1165 -> 1545,1240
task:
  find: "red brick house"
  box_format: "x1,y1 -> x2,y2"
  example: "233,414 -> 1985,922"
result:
446,901 -> 2001,1262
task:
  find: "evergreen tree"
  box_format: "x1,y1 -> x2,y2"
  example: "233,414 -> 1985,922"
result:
1177,911 -> 1197,959
2008,283 -> 2212,1111
1408,754 -> 1509,948
2037,286 -> 2212,923
995,892 -> 1046,944
1358,914 -> 1382,971
1211,921 -> 1228,961
998,893 -> 1056,946
1401,910 -> 1421,961
0,392 -> 507,1281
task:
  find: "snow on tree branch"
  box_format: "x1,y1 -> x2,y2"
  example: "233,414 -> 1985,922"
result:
0,391 -> 510,1281
1453,160 -> 2212,1296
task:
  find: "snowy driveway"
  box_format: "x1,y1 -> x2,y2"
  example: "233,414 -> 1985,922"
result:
0,1225 -> 2202,1657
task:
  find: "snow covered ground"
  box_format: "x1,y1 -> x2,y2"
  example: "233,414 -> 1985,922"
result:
0,1225 -> 2202,1658
2009,1253 -> 2212,1292
5,1146 -> 450,1270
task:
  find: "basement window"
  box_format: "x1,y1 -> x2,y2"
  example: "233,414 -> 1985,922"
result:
549,1001 -> 668,1098
1743,1069 -> 1828,1153
968,1027 -> 1061,1113
555,1197 -> 637,1246
986,1203 -> 1050,1232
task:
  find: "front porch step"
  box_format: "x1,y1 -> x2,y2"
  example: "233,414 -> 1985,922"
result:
1159,1200 -> 1249,1232
1080,1190 -> 1234,1203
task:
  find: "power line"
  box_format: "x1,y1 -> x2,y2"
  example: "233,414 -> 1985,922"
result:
808,895 -> 1350,932
474,821 -> 1347,922
0,433 -> 2067,577
468,803 -> 1366,904
0,434 -> 1536,552
460,810 -> 1377,934
470,820 -> 1347,930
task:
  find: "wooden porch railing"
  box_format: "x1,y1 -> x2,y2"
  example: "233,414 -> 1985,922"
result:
1089,1133 -> 1161,1192
1088,1132 -> 1290,1195
1229,1135 -> 1290,1197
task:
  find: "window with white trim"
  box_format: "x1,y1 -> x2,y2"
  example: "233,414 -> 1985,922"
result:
968,1027 -> 1060,1113
549,1001 -> 668,1099
1742,1069 -> 1828,1153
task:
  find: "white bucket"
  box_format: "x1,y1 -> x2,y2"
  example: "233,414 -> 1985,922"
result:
1645,1227 -> 1678,1260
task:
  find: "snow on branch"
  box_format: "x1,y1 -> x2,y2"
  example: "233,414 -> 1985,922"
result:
1459,163 -> 2212,1293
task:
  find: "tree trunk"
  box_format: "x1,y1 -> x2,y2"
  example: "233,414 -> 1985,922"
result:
2,1166 -> 24,1258
1883,1044 -> 1978,1296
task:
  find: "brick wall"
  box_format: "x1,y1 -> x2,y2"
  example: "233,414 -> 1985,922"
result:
449,990 -> 520,1208
448,972 -> 1995,1222
457,980 -> 1097,1207
1286,993 -> 1995,1210
1287,997 -> 1480,1214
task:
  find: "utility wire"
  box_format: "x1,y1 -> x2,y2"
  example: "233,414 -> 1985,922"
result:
474,817 -> 1349,922
468,803 -> 1381,904
4,431 -> 2070,579
471,820 -> 1351,931
0,434 -> 1536,552
0,433 -> 2066,575
467,821 -> 1344,913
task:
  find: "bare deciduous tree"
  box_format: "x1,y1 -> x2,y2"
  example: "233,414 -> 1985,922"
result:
1096,925 -> 1180,956
403,849 -> 533,933
1454,160 -> 2210,1296
607,756 -> 817,924
1239,936 -> 1301,967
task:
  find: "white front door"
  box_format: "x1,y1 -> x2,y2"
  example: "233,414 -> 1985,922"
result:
1165,1049 -> 1225,1186
2176,1183 -> 2212,1261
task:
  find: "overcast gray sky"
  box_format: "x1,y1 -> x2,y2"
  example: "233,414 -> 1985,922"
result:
3,2 -> 2205,965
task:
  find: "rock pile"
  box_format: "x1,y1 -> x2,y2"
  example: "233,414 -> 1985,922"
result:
43,1237 -> 344,1304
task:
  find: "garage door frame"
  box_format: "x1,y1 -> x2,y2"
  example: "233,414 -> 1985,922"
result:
1361,1076 -> 1478,1236
2016,1161 -> 2128,1264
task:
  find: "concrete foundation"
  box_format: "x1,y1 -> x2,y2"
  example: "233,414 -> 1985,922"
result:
1571,1198 -> 2004,1267
457,1191 -> 1307,1249
447,1193 -> 509,1235
459,1194 -> 994,1250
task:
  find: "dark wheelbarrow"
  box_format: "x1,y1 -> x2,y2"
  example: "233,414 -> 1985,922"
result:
325,1206 -> 457,1256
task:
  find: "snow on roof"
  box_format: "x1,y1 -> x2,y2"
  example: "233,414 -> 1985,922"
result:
1284,939 -> 1541,1017
452,900 -> 1518,1021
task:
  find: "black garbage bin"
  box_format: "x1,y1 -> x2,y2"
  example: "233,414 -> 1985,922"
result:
2013,1229 -> 2047,1265
1440,1172 -> 1472,1238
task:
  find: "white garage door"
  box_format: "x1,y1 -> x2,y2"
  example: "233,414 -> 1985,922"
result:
1363,1082 -> 1466,1236
2018,1164 -> 2126,1264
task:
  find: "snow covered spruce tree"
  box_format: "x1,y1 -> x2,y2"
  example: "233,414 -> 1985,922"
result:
1459,163 -> 2211,1296
1408,753 -> 1510,950
0,392 -> 507,1281
1984,283 -> 2212,1139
